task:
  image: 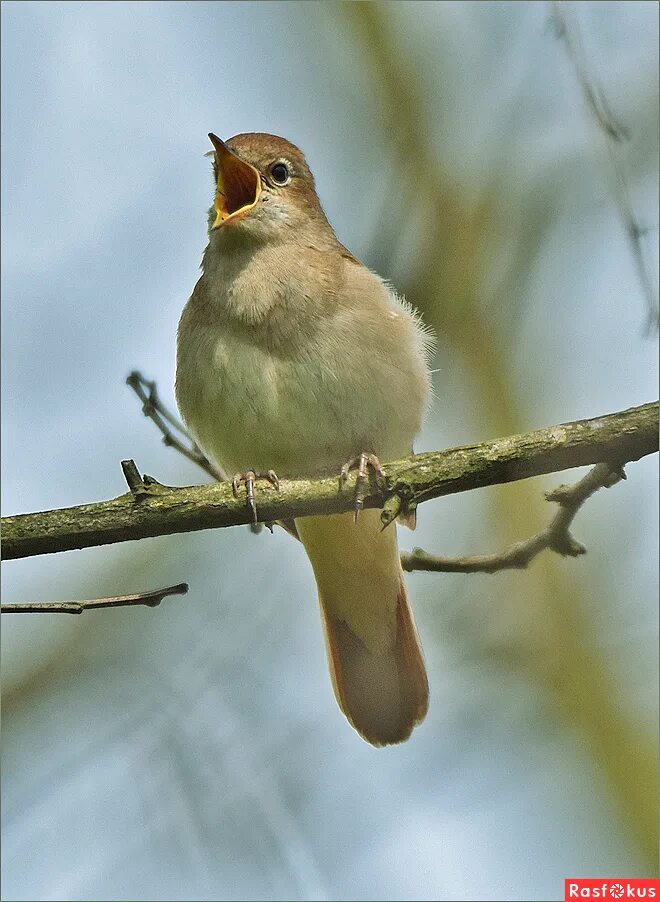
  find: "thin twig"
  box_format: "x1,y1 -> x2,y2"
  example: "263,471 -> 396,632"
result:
551,0 -> 659,331
126,371 -> 227,480
1,583 -> 189,615
401,462 -> 624,573
127,372 -> 296,539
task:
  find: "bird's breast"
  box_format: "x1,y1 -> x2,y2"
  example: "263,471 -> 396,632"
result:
176,319 -> 368,476
175,261 -> 429,478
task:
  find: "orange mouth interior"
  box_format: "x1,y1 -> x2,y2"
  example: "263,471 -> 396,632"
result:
208,133 -> 261,227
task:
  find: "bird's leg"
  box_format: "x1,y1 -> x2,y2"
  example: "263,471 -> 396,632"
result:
232,469 -> 280,524
339,452 -> 386,521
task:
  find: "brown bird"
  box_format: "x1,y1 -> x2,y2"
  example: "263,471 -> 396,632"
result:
175,133 -> 434,745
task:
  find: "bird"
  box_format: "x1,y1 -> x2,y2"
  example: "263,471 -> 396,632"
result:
175,132 -> 434,746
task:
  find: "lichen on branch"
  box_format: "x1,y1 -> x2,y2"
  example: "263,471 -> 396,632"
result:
2,401 -> 657,562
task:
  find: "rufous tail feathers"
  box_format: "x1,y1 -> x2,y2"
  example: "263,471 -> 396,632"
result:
295,510 -> 428,746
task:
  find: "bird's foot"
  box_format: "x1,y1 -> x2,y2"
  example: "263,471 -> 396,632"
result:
232,469 -> 280,524
339,452 -> 386,521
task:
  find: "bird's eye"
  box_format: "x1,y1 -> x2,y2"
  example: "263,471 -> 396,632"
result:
270,162 -> 290,185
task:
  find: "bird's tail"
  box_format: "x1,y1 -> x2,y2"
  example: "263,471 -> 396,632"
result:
296,510 -> 428,746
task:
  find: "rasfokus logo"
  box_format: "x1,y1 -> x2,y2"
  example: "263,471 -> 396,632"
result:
565,879 -> 660,900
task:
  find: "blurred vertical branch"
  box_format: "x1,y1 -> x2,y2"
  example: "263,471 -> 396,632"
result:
340,1 -> 657,866
550,0 -> 659,332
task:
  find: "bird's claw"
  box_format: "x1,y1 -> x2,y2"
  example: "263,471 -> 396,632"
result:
232,469 -> 280,524
339,452 -> 386,522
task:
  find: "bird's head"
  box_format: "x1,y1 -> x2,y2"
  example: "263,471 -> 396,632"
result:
207,132 -> 332,243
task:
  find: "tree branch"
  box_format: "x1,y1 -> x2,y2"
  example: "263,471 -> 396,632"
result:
1,402 -> 657,561
401,462 -> 625,573
1,583 -> 188,614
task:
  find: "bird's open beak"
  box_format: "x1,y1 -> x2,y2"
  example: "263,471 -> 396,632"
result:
208,133 -> 261,228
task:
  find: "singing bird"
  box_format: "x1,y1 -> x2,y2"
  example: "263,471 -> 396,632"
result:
176,133 -> 434,745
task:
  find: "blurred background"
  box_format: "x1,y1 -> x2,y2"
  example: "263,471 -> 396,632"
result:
2,2 -> 658,900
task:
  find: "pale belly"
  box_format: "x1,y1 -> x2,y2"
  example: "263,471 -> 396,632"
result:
176,325 -> 419,478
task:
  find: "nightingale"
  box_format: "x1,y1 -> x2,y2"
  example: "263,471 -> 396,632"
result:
176,132 -> 434,746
